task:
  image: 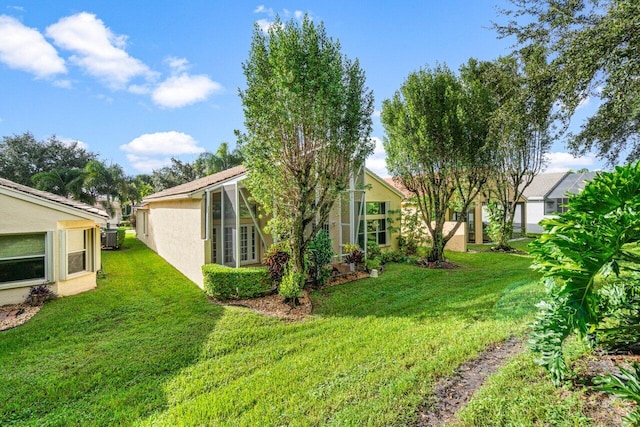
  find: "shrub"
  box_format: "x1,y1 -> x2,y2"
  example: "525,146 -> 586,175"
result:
307,231 -> 334,287
366,241 -> 381,259
379,250 -> 408,264
365,257 -> 381,271
279,265 -> 304,301
343,244 -> 364,265
529,162 -> 640,384
263,241 -> 291,283
25,284 -> 56,306
116,228 -> 126,248
202,264 -> 271,300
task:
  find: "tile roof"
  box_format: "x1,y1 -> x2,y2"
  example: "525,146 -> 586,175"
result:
144,165 -> 247,201
521,172 -> 568,199
0,177 -> 109,218
383,177 -> 412,198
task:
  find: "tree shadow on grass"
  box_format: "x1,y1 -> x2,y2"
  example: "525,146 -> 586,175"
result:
310,262 -> 542,324
0,238 -> 225,426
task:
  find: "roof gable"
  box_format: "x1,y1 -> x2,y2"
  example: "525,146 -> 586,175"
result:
0,177 -> 109,220
521,172 -> 568,199
143,165 -> 247,201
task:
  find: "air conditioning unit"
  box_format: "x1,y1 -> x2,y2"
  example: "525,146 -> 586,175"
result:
102,230 -> 118,249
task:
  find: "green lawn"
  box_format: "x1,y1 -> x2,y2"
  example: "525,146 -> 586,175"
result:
0,236 -> 589,425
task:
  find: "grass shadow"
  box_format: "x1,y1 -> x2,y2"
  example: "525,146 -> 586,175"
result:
0,237 -> 224,426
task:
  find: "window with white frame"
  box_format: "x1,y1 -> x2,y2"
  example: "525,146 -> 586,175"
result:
67,229 -> 88,275
358,202 -> 389,247
0,233 -> 47,284
240,225 -> 257,263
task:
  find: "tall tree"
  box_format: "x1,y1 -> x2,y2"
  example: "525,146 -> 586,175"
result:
238,16 -> 374,282
84,160 -> 125,216
150,158 -> 200,192
496,0 -> 640,165
31,167 -> 89,202
481,52 -> 555,250
381,61 -> 495,263
0,132 -> 96,186
194,142 -> 244,175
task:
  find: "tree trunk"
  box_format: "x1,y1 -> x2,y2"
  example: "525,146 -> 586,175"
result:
429,229 -> 446,263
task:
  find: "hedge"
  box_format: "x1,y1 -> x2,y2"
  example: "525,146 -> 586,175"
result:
202,264 -> 271,300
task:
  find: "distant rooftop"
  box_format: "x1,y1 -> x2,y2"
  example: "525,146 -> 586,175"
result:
547,171 -> 597,198
521,172 -> 568,199
0,177 -> 109,218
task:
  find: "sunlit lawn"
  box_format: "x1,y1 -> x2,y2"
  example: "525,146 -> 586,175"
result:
0,236 -> 588,425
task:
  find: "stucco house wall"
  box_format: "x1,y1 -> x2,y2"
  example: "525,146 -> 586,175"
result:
137,198 -> 207,287
525,200 -> 545,234
0,180 -> 107,305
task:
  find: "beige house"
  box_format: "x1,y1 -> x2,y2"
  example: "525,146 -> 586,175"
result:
137,166 -> 403,288
384,178 -> 470,252
0,178 -> 108,305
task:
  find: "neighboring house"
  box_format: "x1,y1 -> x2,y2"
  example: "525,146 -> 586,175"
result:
383,178 -> 469,251
136,166 -> 403,288
0,178 -> 108,305
523,171 -> 597,233
96,196 -> 122,228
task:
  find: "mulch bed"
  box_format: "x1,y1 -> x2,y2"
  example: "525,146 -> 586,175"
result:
217,270 -> 369,321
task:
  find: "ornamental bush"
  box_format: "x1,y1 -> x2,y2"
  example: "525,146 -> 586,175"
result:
307,231 -> 334,287
529,162 -> 640,384
202,264 -> 271,300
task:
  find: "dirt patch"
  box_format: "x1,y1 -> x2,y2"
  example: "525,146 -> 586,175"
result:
217,271 -> 369,321
0,303 -> 42,331
416,336 -> 523,426
572,354 -> 638,426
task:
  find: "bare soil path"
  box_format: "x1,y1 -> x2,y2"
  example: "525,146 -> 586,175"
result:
416,336 -> 523,426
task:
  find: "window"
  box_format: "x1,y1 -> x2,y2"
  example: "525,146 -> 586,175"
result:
321,222 -> 330,235
0,233 -> 46,284
67,229 -> 87,275
240,225 -> 257,263
212,227 -> 218,263
366,202 -> 386,215
224,227 -> 234,264
359,202 -> 389,247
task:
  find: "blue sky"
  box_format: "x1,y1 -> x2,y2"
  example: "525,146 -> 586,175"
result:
0,1 -> 601,177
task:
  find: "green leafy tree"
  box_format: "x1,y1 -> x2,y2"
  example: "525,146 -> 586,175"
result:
194,142 -> 244,175
0,132 -> 96,186
31,167 -> 89,202
381,61 -> 495,263
496,0 -> 640,165
84,160 -> 125,216
238,16 -> 374,280
151,157 -> 200,192
481,52 -> 555,250
529,162 -> 640,384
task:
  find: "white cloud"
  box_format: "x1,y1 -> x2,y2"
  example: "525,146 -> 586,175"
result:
46,12 -> 155,88
53,79 -> 72,88
256,18 -> 275,33
365,136 -> 390,177
59,136 -> 89,150
254,5 -> 274,16
125,154 -> 172,173
152,73 -> 222,108
0,15 -> 66,78
576,96 -> 590,110
120,131 -> 205,156
372,109 -> 381,119
165,56 -> 189,73
544,152 -> 596,172
254,6 -> 308,33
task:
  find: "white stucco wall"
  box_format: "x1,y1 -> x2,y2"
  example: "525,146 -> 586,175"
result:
526,200 -> 545,234
137,198 -> 207,287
